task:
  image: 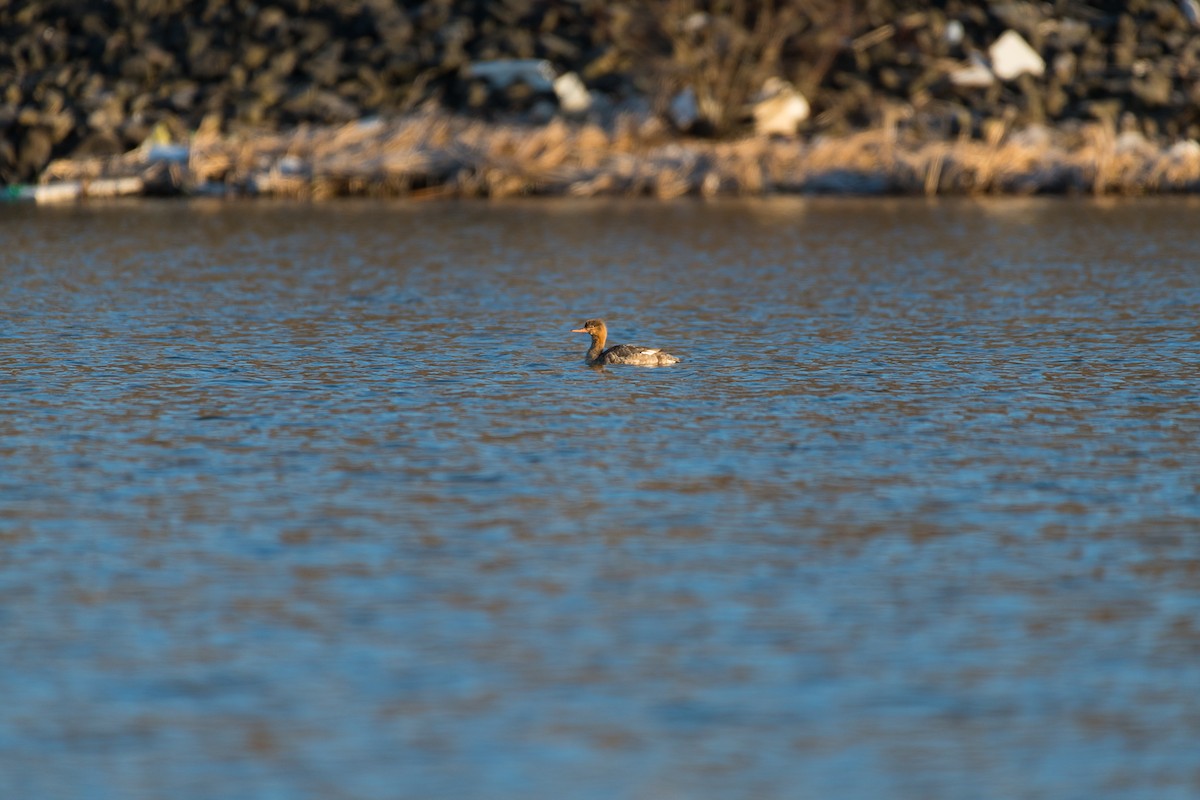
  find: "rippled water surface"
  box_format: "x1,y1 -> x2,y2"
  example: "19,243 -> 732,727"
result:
3,197 -> 1199,799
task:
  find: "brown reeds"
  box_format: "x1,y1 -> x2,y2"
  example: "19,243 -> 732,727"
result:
34,110 -> 1200,201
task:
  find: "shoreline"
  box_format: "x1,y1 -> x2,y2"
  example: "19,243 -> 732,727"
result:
16,111 -> 1200,203
9,2 -> 1200,196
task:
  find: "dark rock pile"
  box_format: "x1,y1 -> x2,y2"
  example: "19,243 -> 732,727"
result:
3,0 -> 1200,185
809,0 -> 1200,142
0,0 -> 625,183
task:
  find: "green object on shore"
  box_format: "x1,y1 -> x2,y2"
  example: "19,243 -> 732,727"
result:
2,185 -> 35,201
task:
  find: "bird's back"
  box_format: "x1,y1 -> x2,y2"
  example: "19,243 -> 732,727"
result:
600,343 -> 681,366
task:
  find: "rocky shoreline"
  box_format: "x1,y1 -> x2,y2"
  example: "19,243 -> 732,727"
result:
24,110 -> 1200,200
5,1 -> 1200,197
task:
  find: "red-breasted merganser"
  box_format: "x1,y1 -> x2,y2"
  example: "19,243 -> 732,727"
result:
571,318 -> 682,366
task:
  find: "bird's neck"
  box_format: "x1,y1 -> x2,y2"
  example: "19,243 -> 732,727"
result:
586,332 -> 606,363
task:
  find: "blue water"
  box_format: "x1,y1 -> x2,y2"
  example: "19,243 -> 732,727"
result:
2,197 -> 1199,799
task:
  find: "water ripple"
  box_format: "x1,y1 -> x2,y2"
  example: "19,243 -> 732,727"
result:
2,198 -> 1199,799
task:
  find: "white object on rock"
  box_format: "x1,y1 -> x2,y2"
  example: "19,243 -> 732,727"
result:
553,71 -> 591,114
682,12 -> 709,33
752,77 -> 810,136
988,30 -> 1044,81
29,181 -> 82,203
19,177 -> 146,204
950,53 -> 996,88
466,59 -> 556,92
669,87 -> 699,130
944,19 -> 964,46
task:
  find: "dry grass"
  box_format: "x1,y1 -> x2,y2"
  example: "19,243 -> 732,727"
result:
36,110 -> 1200,200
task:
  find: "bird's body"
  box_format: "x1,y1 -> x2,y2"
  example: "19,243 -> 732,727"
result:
571,318 -> 681,366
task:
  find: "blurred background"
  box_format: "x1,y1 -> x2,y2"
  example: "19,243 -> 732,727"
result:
5,0 -> 1200,183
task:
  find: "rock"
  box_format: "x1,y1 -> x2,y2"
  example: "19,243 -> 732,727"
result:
539,32 -> 579,60
1044,81 -> 1068,117
191,47 -> 234,80
284,89 -> 360,123
1051,52 -> 1076,83
1016,74 -> 1045,123
529,99 -> 557,124
18,127 -> 54,178
1131,67 -> 1173,107
988,30 -> 1044,81
669,87 -> 699,131
268,49 -> 298,79
87,95 -> 125,131
1048,19 -> 1092,49
305,42 -> 345,87
1083,99 -> 1122,127
71,130 -> 125,158
751,78 -> 809,137
43,109 -> 76,143
500,80 -> 538,109
254,7 -> 290,38
0,136 -> 16,183
242,43 -> 271,72
464,79 -> 491,110
169,81 -> 199,111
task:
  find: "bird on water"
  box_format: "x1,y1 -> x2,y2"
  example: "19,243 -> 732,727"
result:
571,318 -> 681,366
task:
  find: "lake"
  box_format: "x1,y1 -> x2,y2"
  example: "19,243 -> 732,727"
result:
2,197 -> 1199,799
